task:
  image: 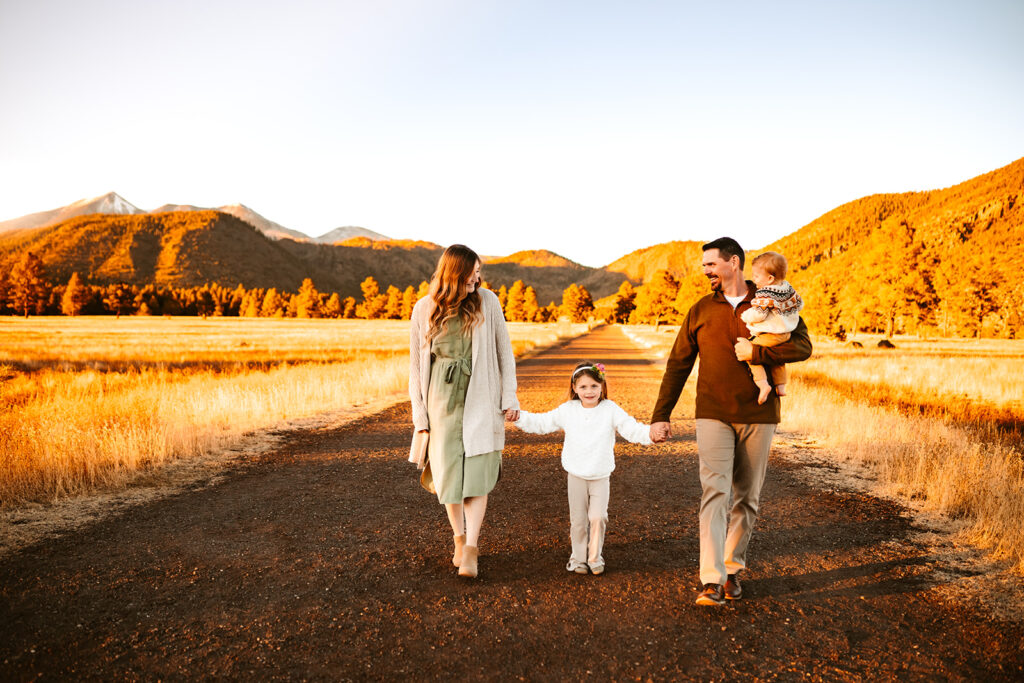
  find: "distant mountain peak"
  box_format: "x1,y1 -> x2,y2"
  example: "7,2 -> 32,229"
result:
0,193 -> 390,245
69,192 -> 142,215
0,191 -> 146,234
314,226 -> 390,243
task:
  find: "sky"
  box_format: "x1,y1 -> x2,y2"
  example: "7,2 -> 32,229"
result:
1,0 -> 1022,267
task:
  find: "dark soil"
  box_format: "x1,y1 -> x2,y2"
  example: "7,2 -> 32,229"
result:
2,325 -> 1022,681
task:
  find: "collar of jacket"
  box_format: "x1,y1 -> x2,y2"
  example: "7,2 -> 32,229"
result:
711,280 -> 756,304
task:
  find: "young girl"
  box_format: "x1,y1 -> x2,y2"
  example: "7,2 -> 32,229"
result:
508,361 -> 655,575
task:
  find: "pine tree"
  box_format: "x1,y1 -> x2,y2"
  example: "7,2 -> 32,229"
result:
240,291 -> 261,317
228,284 -> 247,316
61,272 -> 89,316
400,285 -> 417,320
295,278 -> 321,318
539,302 -> 559,322
576,285 -> 594,322
260,288 -> 284,317
0,271 -> 9,315
284,293 -> 299,318
522,286 -> 540,322
560,283 -> 595,323
630,270 -> 678,326
342,296 -> 357,319
611,280 -> 637,323
671,272 -> 706,321
103,284 -> 134,318
9,251 -> 48,317
195,287 -> 216,319
358,276 -> 386,319
505,280 -> 526,321
384,285 -> 403,319
323,293 -> 343,318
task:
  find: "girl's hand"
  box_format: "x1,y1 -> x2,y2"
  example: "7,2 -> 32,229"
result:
504,409 -> 520,422
650,422 -> 671,442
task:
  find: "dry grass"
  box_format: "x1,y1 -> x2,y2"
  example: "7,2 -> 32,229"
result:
782,380 -> 1024,571
801,336 -> 1024,435
0,317 -> 584,508
619,324 -> 1024,572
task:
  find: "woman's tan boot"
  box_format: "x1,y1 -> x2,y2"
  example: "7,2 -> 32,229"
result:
452,534 -> 466,567
458,545 -> 479,578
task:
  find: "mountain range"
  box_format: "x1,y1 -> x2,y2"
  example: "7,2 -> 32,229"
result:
1,156 -> 1021,329
0,193 -> 390,245
0,207 -> 630,303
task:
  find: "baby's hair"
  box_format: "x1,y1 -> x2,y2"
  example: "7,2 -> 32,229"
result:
568,360 -> 609,402
751,251 -> 787,280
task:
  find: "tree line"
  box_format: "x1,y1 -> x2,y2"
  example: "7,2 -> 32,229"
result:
8,248 -> 1019,337
0,252 -> 602,323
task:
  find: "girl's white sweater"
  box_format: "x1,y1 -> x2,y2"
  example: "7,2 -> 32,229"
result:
516,400 -> 652,480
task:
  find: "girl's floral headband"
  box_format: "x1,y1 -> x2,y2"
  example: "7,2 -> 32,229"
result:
572,363 -> 606,381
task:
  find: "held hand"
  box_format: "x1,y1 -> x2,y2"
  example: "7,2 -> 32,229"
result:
651,421 -> 672,442
504,409 -> 520,422
734,337 -> 754,362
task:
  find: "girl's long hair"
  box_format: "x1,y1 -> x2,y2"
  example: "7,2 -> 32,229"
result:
426,244 -> 484,344
567,360 -> 609,402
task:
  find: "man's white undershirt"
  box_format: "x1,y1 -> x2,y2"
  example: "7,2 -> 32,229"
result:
724,294 -> 745,309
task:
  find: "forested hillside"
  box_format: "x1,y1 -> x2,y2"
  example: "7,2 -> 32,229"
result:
0,212 -> 631,305
768,156 -> 1024,338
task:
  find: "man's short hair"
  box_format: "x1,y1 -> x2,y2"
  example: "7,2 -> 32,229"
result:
701,237 -> 745,269
751,251 -> 787,280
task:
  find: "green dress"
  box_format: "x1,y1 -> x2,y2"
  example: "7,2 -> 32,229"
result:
427,316 -> 501,504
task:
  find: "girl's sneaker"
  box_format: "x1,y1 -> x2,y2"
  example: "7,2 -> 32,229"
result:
589,564 -> 605,575
566,559 -> 589,574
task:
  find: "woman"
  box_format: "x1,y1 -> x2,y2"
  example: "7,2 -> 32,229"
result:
409,244 -> 519,578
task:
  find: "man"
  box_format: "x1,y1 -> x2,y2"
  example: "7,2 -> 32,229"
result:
650,237 -> 812,606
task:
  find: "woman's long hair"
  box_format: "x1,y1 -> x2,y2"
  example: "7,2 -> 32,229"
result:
426,244 -> 484,344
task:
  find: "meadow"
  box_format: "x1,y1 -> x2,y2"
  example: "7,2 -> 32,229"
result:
0,316 -> 586,508
625,326 -> 1024,572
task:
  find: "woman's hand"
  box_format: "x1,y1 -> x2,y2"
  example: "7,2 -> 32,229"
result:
504,409 -> 520,422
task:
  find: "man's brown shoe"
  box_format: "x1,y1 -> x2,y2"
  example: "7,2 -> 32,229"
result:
695,583 -> 725,606
724,574 -> 742,600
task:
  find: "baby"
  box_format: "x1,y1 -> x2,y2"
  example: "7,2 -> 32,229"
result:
740,251 -> 804,404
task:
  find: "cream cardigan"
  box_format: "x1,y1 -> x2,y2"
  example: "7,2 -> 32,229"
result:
408,288 -> 519,458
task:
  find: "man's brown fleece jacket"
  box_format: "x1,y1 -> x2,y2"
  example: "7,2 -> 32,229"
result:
651,281 -> 813,425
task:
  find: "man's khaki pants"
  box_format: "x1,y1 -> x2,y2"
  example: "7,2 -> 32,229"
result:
567,474 -> 610,570
695,419 -> 777,586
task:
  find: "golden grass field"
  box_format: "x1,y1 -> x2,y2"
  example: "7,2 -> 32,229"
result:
0,316 -> 586,509
624,325 -> 1024,572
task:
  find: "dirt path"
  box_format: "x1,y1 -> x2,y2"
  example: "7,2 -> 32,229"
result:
2,325 -> 1022,681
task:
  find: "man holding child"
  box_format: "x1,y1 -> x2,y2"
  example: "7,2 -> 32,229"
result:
650,237 -> 812,606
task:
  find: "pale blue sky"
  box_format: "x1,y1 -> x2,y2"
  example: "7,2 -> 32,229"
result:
1,0 -> 1021,266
